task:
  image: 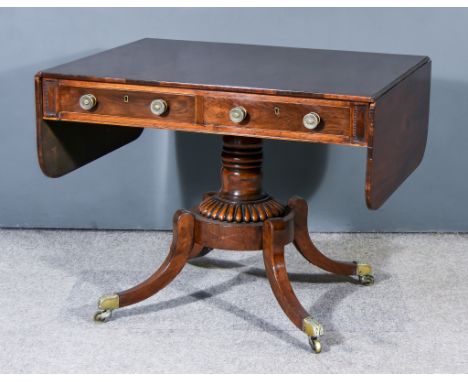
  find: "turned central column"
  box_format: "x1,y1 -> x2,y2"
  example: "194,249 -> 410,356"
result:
198,135 -> 286,223
219,136 -> 265,201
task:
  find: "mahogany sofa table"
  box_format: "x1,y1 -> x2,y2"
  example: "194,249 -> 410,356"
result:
35,38 -> 431,353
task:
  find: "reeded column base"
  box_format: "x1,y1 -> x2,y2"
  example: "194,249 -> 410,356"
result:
198,194 -> 286,223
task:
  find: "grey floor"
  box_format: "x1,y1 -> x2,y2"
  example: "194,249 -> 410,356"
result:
0,229 -> 467,373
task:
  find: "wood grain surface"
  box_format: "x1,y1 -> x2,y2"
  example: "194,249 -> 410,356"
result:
41,38 -> 428,101
365,61 -> 432,209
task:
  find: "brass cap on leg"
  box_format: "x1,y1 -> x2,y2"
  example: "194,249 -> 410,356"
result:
98,294 -> 120,310
355,263 -> 375,286
302,316 -> 324,338
356,263 -> 373,277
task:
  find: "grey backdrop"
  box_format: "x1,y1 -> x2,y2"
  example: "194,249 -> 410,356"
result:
1,8 -> 467,232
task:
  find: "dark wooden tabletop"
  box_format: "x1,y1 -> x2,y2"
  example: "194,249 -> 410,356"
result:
41,38 -> 429,101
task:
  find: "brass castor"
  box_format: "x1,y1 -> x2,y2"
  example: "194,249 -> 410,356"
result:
309,337 -> 322,353
93,293 -> 119,322
359,274 -> 375,286
303,316 -> 323,354
355,263 -> 374,286
93,309 -> 112,322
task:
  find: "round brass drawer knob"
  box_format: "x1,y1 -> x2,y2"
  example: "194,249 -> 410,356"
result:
150,99 -> 168,116
229,106 -> 247,123
79,94 -> 97,111
303,112 -> 321,130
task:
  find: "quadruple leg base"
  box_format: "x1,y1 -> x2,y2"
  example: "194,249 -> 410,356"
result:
93,197 -> 374,353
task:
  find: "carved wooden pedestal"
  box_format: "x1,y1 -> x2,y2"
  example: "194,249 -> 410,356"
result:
94,136 -> 374,353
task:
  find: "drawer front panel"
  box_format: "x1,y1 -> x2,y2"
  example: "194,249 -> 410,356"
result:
203,96 -> 351,137
41,78 -> 367,146
57,85 -> 196,123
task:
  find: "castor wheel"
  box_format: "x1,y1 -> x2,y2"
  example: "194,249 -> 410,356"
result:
94,294 -> 119,322
93,309 -> 112,322
359,274 -> 374,286
356,263 -> 374,286
303,316 -> 323,353
309,337 -> 322,354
